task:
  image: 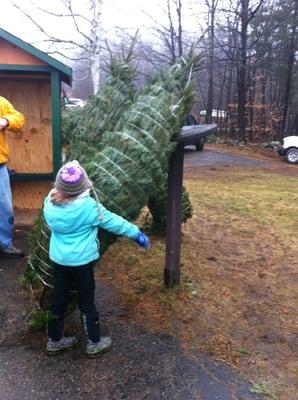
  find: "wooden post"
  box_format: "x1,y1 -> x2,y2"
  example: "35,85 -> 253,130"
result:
164,124 -> 217,288
164,143 -> 184,287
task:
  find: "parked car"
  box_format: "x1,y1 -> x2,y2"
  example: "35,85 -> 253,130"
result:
277,136 -> 298,164
183,114 -> 204,151
64,97 -> 85,109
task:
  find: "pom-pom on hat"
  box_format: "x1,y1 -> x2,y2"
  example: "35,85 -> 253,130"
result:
55,160 -> 92,196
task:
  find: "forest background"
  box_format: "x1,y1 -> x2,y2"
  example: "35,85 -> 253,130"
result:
2,0 -> 297,143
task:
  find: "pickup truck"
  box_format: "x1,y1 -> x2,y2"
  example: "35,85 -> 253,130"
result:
183,114 -> 205,151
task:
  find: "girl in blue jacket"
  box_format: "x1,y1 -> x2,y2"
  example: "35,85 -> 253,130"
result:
43,160 -> 150,357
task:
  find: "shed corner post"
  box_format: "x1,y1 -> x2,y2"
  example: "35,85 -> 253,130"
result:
164,142 -> 184,288
51,70 -> 62,178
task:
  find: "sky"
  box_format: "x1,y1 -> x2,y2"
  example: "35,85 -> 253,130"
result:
0,0 -> 205,52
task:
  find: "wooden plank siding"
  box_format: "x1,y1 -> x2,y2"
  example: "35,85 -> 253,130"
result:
11,181 -> 52,210
0,28 -> 72,210
1,77 -> 53,174
0,38 -> 47,65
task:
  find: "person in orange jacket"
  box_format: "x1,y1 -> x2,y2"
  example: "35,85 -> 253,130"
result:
0,96 -> 25,257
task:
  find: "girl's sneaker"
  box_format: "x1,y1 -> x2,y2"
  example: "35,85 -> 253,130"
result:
46,336 -> 79,355
86,336 -> 112,358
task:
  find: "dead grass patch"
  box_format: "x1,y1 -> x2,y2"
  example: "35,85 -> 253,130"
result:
97,166 -> 298,400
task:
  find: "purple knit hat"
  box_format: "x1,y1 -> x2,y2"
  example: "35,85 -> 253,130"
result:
55,160 -> 92,196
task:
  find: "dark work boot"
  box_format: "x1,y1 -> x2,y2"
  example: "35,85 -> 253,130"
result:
0,244 -> 24,257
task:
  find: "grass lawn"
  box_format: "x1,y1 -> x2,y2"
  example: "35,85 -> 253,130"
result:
98,165 -> 298,400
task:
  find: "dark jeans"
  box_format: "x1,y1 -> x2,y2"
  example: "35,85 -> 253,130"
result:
48,261 -> 100,342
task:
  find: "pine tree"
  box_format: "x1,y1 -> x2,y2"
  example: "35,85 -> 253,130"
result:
68,57 -> 137,162
26,57 -> 139,291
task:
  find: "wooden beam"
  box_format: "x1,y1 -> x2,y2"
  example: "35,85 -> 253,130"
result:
164,143 -> 184,287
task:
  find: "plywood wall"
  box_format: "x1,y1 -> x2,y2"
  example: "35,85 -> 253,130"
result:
0,38 -> 47,65
11,181 -> 52,210
1,76 -> 53,173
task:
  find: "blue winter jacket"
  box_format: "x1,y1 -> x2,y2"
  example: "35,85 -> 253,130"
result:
43,192 -> 139,266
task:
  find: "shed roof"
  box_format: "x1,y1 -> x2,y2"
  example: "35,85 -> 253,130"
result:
0,28 -> 72,84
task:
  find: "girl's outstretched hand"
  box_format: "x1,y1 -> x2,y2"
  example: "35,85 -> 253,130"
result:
135,231 -> 150,249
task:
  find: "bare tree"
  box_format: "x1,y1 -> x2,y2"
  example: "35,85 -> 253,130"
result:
205,0 -> 218,123
280,0 -> 298,138
10,0 -> 103,94
237,0 -> 264,142
142,0 -> 189,66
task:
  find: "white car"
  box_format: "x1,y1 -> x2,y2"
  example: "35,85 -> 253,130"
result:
277,136 -> 298,164
65,97 -> 84,109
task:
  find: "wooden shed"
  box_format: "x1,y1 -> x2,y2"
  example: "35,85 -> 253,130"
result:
0,28 -> 72,209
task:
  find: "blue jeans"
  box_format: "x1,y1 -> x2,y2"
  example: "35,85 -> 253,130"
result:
0,165 -> 14,249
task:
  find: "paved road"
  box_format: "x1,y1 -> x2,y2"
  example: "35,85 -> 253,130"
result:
184,147 -> 272,167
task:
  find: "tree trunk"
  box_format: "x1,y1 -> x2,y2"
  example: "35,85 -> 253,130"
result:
176,0 -> 183,57
167,0 -> 177,64
90,0 -> 103,94
217,58 -> 228,132
247,58 -> 255,142
280,1 -> 297,138
206,0 -> 217,124
260,68 -> 267,134
237,0 -> 249,143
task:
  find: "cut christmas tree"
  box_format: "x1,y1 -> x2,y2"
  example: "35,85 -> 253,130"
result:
25,54 -> 198,310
